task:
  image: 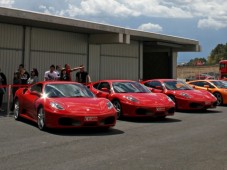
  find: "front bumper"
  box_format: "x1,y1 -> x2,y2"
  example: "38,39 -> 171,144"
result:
177,98 -> 217,110
121,102 -> 175,117
44,110 -> 117,128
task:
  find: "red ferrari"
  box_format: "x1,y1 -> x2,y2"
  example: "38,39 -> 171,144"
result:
13,81 -> 117,130
88,80 -> 175,119
141,79 -> 217,110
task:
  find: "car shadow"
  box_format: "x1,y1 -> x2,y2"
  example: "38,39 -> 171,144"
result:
120,117 -> 182,123
47,127 -> 124,136
17,117 -> 124,136
177,109 -> 222,114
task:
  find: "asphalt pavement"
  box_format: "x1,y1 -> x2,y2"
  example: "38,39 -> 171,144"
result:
0,106 -> 227,170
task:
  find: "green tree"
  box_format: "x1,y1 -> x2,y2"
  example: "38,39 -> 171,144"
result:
208,43 -> 227,64
187,58 -> 207,66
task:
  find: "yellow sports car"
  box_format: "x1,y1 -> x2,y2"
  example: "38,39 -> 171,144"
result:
187,80 -> 227,105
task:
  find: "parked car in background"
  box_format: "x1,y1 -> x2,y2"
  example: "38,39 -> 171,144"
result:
88,80 -> 175,119
141,79 -> 217,111
14,81 -> 117,130
187,80 -> 227,105
195,73 -> 215,80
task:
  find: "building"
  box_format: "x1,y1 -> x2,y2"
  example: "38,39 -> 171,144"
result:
0,7 -> 200,84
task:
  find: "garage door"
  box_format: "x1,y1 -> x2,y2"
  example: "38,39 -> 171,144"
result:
100,41 -> 139,81
30,28 -> 88,81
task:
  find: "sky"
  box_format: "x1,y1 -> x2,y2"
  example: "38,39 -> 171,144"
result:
0,0 -> 226,64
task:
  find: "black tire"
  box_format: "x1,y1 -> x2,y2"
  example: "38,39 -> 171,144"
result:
112,100 -> 123,119
14,99 -> 20,120
213,92 -> 223,106
37,107 -> 46,130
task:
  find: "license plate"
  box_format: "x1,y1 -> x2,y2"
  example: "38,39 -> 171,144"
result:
84,116 -> 98,121
156,107 -> 165,111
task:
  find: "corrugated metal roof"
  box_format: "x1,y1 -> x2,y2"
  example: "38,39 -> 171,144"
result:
0,7 -> 200,52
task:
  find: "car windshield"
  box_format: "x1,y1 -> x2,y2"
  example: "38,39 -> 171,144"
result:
211,81 -> 227,88
164,80 -> 193,90
44,83 -> 95,98
112,82 -> 151,93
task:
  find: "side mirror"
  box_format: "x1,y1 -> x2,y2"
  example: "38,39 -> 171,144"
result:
100,87 -> 110,93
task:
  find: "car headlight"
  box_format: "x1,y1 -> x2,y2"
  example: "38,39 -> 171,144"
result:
124,96 -> 139,103
107,101 -> 113,110
180,93 -> 191,98
50,102 -> 64,110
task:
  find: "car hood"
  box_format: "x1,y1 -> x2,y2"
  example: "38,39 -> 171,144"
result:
118,93 -> 173,106
50,97 -> 110,113
171,90 -> 215,100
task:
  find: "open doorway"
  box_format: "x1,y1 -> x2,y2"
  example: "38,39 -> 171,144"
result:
143,52 -> 172,80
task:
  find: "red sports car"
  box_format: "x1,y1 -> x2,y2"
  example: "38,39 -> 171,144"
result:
13,81 -> 117,130
88,80 -> 175,119
141,79 -> 217,110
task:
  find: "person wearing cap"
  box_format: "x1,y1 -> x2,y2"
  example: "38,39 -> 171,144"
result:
76,64 -> 91,84
27,68 -> 39,85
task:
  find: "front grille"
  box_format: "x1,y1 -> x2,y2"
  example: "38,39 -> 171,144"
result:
136,108 -> 152,115
100,116 -> 115,125
58,117 -> 81,126
189,103 -> 203,109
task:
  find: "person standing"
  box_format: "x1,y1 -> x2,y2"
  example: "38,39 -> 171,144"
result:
76,65 -> 91,84
18,64 -> 30,85
55,65 -> 62,80
65,64 -> 83,81
27,68 -> 39,85
11,71 -> 20,111
60,69 -> 70,81
0,68 -> 7,112
44,65 -> 58,81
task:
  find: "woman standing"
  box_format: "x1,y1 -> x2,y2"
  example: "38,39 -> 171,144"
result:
27,68 -> 39,85
60,69 -> 70,81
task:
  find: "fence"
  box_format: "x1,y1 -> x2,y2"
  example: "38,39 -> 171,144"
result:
177,65 -> 219,80
0,84 -> 29,116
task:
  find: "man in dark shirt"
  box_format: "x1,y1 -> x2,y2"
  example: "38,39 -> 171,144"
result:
76,65 -> 91,84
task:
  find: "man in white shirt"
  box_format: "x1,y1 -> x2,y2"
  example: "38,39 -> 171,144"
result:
44,65 -> 58,81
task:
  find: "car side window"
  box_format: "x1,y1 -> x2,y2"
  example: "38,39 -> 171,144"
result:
194,81 -> 213,88
30,84 -> 43,93
189,82 -> 197,86
93,83 -> 99,89
204,82 -> 214,88
98,82 -> 110,91
146,81 -> 162,88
